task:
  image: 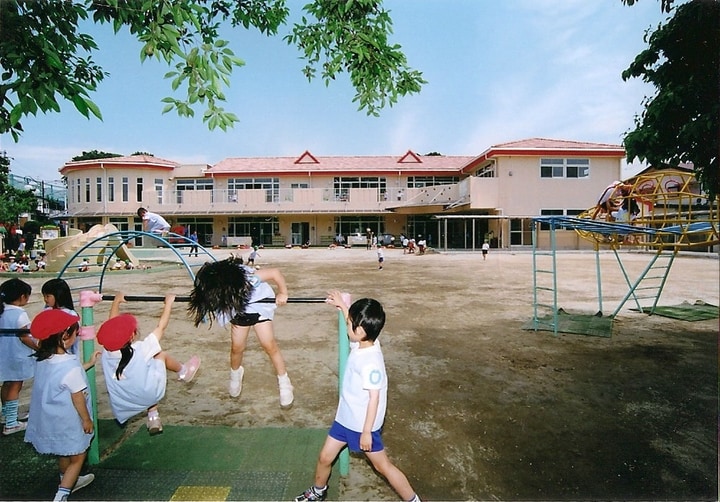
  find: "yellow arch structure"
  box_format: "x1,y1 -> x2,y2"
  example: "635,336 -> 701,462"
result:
576,168 -> 718,250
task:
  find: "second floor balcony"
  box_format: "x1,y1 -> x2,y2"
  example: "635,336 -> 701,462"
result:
67,178 -> 501,216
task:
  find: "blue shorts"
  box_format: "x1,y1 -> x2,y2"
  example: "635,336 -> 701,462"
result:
329,421 -> 384,453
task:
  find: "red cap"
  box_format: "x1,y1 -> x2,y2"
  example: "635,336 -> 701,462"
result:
30,310 -> 79,340
97,313 -> 138,351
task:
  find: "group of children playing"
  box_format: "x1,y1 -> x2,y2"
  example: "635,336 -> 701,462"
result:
0,256 -> 421,502
0,252 -> 46,273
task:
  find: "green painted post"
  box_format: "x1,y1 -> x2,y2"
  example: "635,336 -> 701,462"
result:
79,291 -> 103,465
337,304 -> 350,476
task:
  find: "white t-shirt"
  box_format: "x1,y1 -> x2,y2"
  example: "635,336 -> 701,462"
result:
335,340 -> 387,433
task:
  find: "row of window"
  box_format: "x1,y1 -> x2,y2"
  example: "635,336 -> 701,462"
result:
72,162 -> 589,204
71,176 -> 461,204
475,158 -> 591,179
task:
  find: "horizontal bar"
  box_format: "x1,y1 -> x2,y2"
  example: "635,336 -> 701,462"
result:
101,295 -> 327,304
0,328 -> 30,335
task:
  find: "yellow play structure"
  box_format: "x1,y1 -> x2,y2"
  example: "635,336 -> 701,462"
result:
532,167 -> 718,336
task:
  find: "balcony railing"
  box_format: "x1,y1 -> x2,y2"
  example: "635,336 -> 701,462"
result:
65,182 -> 503,215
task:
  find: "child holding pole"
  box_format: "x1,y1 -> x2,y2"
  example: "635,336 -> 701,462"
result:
97,293 -> 200,435
188,256 -> 294,408
295,292 -> 420,502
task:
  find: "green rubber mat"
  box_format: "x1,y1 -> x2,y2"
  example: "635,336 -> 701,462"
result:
1,423 -> 336,501
523,310 -> 613,337
631,300 -> 719,321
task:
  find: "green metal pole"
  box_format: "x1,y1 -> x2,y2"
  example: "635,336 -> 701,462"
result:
595,244 -> 603,315
79,291 -> 103,465
337,308 -> 350,476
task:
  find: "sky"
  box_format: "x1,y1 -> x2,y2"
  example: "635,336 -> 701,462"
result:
1,0 -> 674,183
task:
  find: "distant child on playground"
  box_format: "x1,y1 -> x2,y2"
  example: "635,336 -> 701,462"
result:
188,256 -> 294,408
0,278 -> 36,435
295,293 -> 420,502
136,207 -> 171,235
247,246 -> 260,267
97,293 -> 200,435
481,240 -> 490,260
377,245 -> 385,270
189,230 -> 199,257
25,309 -> 99,501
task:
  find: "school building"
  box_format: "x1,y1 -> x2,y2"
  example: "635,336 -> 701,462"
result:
59,138 -> 627,250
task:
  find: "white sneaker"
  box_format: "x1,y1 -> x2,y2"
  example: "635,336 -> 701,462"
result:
278,374 -> 294,409
229,366 -> 244,397
72,473 -> 95,493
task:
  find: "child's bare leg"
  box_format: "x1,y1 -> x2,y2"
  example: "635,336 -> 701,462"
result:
366,450 -> 417,501
230,325 -> 251,370
254,321 -> 286,376
58,452 -> 86,490
255,321 -> 293,407
313,436 -> 346,488
154,351 -> 182,373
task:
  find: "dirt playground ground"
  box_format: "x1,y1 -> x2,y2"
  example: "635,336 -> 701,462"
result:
13,246 -> 719,501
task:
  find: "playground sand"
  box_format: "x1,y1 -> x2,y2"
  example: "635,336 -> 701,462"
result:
12,247 -> 719,500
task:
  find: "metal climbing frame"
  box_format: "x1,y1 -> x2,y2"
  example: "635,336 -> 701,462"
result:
57,229 -> 216,294
530,215 -> 713,336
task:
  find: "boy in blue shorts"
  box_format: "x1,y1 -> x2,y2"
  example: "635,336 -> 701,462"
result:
295,292 -> 420,502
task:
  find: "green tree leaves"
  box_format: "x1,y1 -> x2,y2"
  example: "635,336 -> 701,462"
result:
0,152 -> 39,223
1,0 -> 425,140
286,0 -> 426,116
622,0 -> 719,197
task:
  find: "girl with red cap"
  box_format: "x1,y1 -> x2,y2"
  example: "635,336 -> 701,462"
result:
25,309 -> 99,501
97,293 -> 200,435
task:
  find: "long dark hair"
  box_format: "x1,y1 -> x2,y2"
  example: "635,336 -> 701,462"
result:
188,256 -> 252,327
0,278 -> 32,316
33,322 -> 80,362
116,344 -> 134,380
41,278 -> 76,311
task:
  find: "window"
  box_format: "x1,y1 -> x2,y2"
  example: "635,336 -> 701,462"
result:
154,179 -> 163,204
85,178 -> 90,203
566,159 -> 590,178
333,177 -> 387,200
539,209 -> 564,230
539,209 -> 586,230
96,177 -> 102,202
475,165 -> 495,178
540,158 -> 589,178
228,216 -> 279,245
76,179 -> 81,203
108,177 -> 115,202
176,178 -> 214,203
122,177 -> 129,202
228,178 -> 278,203
136,177 -> 143,203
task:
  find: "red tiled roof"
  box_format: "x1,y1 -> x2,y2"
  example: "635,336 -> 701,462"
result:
491,138 -> 624,150
208,150 -> 476,176
460,138 -> 626,173
60,155 -> 178,175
